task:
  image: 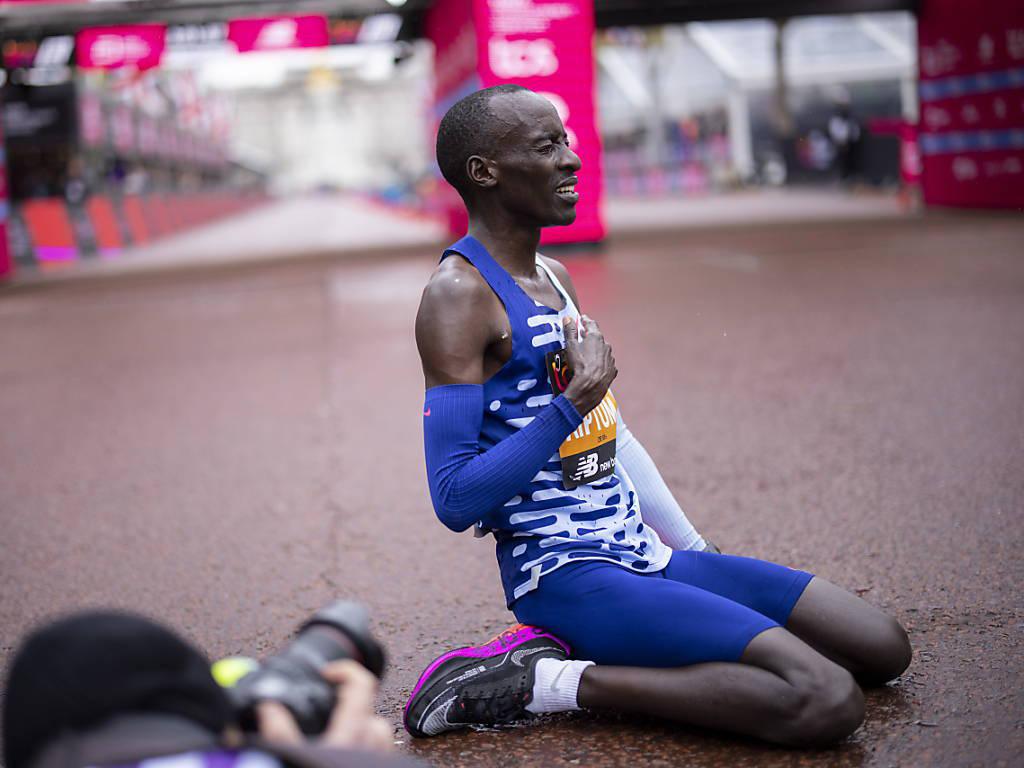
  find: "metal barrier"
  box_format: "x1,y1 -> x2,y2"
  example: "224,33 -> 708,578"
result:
6,191 -> 268,275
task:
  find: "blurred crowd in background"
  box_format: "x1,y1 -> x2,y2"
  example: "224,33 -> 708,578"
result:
1,11 -> 913,203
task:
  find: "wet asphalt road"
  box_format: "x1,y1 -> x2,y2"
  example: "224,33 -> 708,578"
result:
1,210 -> 1022,766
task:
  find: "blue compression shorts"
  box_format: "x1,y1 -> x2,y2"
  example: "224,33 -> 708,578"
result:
512,550 -> 814,667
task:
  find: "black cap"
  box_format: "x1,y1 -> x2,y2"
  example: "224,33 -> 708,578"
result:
3,611 -> 233,768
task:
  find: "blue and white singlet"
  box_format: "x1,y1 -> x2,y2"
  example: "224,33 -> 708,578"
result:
442,236 -> 671,606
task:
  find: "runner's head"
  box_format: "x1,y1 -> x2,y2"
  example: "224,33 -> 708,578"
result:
436,85 -> 581,226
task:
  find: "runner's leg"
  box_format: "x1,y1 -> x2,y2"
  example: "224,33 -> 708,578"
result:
514,560 -> 864,747
577,627 -> 864,748
784,577 -> 911,686
661,551 -> 911,686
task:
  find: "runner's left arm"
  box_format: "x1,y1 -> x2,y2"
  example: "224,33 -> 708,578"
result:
616,416 -> 705,551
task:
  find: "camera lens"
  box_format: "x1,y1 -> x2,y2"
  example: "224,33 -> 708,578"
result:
218,600 -> 386,735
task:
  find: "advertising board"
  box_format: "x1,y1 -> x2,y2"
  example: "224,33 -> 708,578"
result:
227,15 -> 329,54
918,0 -> 1024,208
77,25 -> 167,71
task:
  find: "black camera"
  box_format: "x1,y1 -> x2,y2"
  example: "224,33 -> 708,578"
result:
217,600 -> 386,735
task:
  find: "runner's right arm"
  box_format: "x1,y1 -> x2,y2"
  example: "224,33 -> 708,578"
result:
416,265 -> 615,531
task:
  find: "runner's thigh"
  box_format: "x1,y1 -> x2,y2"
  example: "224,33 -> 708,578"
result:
513,560 -> 777,667
663,550 -> 814,626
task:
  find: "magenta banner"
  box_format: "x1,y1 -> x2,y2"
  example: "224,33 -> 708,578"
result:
425,0 -> 480,236
228,15 -> 329,54
77,25 -> 166,70
918,0 -> 1024,209
429,0 -> 479,105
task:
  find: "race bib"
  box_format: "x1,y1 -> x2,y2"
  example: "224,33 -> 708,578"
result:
546,349 -> 617,489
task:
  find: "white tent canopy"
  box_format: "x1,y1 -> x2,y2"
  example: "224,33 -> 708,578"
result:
598,11 -> 917,179
688,14 -> 915,88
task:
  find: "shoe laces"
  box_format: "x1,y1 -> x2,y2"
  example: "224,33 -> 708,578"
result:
484,623 -> 527,647
456,683 -> 530,723
477,624 -> 533,655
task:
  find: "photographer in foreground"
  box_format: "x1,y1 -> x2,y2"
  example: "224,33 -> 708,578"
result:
3,608 -> 422,768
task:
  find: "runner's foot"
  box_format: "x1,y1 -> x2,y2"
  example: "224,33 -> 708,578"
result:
404,624 -> 570,738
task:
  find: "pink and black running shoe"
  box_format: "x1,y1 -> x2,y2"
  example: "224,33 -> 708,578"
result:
403,624 -> 570,738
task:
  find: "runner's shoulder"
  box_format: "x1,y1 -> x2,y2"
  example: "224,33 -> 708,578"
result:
419,255 -> 497,324
539,254 -> 570,281
538,254 -> 582,310
417,256 -> 500,371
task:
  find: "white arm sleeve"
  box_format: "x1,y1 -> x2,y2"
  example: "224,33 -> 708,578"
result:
617,416 -> 705,551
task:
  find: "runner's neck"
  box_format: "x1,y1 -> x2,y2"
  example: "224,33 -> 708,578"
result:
468,219 -> 541,278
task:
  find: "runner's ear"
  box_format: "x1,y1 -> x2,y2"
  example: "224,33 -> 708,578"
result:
466,155 -> 498,189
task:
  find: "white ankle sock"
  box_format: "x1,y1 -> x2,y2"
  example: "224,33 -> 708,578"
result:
525,657 -> 595,714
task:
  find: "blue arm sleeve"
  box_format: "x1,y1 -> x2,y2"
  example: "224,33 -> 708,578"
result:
423,383 -> 583,533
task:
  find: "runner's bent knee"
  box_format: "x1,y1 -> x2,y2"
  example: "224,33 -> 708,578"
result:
863,615 -> 912,685
742,627 -> 864,747
777,663 -> 864,747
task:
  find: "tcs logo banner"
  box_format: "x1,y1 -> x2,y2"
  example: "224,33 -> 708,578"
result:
488,38 -> 558,78
76,25 -> 167,70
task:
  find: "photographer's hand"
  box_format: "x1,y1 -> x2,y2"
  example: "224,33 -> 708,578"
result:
256,660 -> 394,752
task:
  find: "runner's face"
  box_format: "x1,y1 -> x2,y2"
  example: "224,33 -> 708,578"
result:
488,92 -> 582,227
